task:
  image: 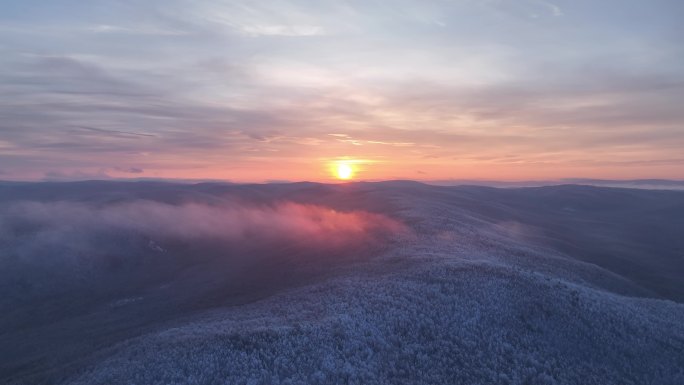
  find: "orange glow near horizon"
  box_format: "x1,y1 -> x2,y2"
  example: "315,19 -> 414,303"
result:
14,154 -> 683,184
92,159 -> 684,184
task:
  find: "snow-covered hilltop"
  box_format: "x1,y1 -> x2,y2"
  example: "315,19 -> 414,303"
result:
1,181 -> 683,384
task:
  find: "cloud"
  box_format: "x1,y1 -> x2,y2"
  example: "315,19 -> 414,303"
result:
43,169 -> 112,181
1,0 -> 683,180
538,0 -> 563,16
87,24 -> 189,36
116,167 -> 144,174
74,126 -> 157,138
237,24 -> 325,37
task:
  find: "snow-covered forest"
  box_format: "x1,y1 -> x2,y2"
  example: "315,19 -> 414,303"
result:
1,181 -> 683,384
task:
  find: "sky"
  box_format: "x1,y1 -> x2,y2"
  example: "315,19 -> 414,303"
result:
1,0 -> 683,182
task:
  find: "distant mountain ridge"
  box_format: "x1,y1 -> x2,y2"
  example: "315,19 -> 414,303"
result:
428,178 -> 684,189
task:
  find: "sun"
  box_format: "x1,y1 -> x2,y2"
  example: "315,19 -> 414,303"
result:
336,163 -> 354,180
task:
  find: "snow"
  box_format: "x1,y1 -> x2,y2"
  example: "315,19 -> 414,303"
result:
1,181 -> 683,384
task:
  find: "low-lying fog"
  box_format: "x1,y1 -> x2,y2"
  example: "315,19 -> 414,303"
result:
1,199 -> 402,303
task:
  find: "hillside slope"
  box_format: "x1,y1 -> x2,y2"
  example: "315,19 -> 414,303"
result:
1,181 -> 683,384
